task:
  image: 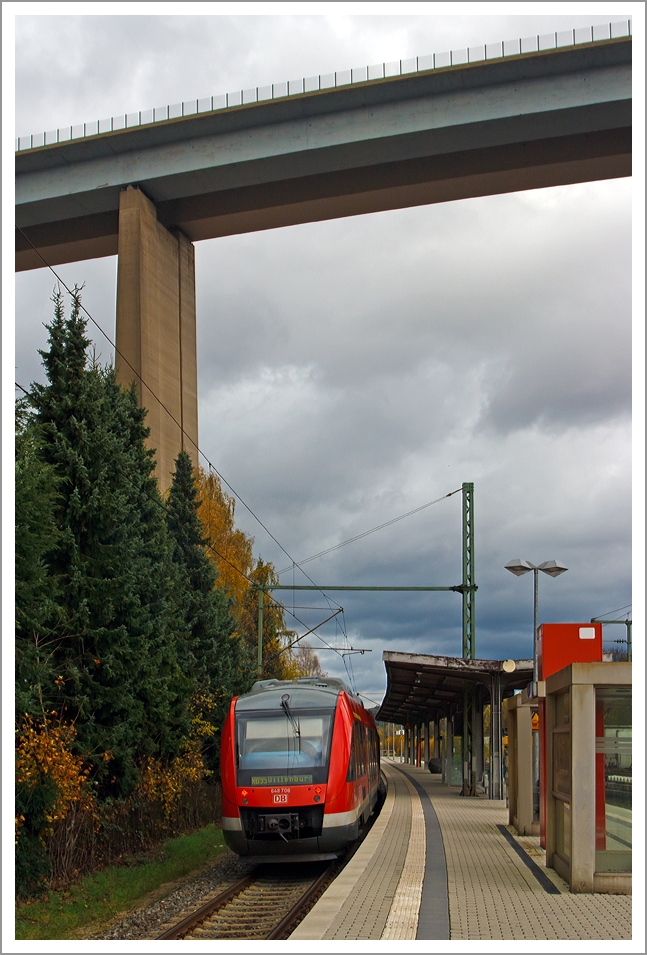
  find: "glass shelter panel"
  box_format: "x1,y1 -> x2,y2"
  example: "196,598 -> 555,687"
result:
552,688 -> 571,861
595,686 -> 631,872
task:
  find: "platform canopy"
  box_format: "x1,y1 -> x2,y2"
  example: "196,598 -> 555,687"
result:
377,651 -> 533,724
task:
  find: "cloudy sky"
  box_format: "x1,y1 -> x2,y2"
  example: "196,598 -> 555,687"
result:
12,6 -> 636,704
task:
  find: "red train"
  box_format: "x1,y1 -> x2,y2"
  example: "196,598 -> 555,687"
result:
221,676 -> 381,858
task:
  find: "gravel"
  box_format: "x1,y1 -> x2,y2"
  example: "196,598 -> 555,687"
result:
88,850 -> 256,940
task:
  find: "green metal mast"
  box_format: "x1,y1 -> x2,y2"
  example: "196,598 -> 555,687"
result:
461,482 -> 477,795
462,481 -> 476,659
257,586 -> 263,677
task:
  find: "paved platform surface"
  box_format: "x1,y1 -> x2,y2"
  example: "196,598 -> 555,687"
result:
290,759 -> 632,941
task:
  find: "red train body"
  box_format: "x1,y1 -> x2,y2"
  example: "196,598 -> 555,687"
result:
220,677 -> 381,858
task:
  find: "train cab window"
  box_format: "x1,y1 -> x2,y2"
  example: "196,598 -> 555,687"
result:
236,708 -> 334,786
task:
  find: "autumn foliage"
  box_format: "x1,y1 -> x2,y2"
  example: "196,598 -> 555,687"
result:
195,467 -> 325,683
15,291 -> 322,898
15,717 -> 96,841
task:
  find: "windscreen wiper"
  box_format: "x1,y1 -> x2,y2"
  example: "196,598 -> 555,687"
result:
281,693 -> 301,746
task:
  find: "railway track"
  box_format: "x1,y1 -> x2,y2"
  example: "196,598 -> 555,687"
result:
157,861 -> 332,940
157,777 -> 386,941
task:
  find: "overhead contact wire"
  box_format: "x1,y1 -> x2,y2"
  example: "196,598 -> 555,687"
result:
15,226 -> 341,614
276,488 -> 462,575
16,374 -> 345,660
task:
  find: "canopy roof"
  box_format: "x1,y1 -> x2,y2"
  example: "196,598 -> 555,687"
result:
377,651 -> 533,723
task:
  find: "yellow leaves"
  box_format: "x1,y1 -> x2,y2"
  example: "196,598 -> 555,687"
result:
135,747 -> 207,818
102,750 -> 113,762
188,691 -> 217,738
195,467 -> 302,683
54,675 -> 65,687
133,692 -> 214,816
195,467 -> 254,608
190,714 -> 217,737
15,716 -> 96,841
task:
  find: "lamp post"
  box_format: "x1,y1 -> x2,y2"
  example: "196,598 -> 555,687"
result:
504,559 -> 568,682
505,558 -> 568,825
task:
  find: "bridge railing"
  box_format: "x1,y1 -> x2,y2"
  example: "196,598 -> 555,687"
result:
16,19 -> 632,153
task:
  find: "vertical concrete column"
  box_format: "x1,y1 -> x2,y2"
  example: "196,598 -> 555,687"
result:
446,716 -> 453,786
116,187 -> 199,490
505,700 -> 518,823
506,700 -> 535,835
570,683 -> 596,892
490,673 -> 502,799
545,690 -> 557,868
475,693 -> 484,784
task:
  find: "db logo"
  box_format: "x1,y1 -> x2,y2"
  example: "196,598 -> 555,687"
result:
273,794 -> 288,804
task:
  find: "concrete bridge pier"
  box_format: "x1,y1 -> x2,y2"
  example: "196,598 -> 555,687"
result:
115,186 -> 198,490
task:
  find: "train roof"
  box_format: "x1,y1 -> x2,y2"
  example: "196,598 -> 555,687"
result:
236,676 -> 361,712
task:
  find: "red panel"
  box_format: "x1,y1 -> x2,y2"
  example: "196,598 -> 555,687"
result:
325,694 -> 354,808
537,622 -> 603,680
220,696 -> 239,817
237,784 -> 326,807
539,698 -> 546,848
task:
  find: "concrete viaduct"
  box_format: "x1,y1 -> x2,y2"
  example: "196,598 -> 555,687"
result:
16,34 -> 631,487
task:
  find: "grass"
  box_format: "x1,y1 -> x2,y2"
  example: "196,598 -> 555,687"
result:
15,824 -> 227,940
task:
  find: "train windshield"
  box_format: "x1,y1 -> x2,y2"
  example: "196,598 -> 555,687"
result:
236,708 -> 335,786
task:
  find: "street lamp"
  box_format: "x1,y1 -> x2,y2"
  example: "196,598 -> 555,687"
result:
504,559 -> 568,683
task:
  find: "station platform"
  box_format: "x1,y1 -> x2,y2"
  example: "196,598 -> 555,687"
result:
290,760 -> 632,941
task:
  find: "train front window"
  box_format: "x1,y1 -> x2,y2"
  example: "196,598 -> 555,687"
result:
236,709 -> 334,786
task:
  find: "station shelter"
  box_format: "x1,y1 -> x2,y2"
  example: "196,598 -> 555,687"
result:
377,651 -> 532,799
545,660 -> 632,894
503,622 -> 632,893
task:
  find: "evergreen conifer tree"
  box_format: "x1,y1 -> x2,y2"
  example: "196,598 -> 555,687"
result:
15,401 -> 60,720
166,451 -> 239,770
29,290 -> 189,796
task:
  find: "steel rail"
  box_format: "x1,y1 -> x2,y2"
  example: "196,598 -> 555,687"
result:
156,873 -> 254,940
264,863 -> 334,939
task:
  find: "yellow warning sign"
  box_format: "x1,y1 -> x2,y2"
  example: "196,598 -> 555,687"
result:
532,712 -> 539,731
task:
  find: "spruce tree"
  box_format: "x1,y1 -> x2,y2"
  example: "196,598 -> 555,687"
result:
15,401 -> 60,720
29,290 -> 189,796
166,451 -> 239,771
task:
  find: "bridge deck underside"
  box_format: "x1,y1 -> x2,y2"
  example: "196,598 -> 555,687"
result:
16,38 -> 631,271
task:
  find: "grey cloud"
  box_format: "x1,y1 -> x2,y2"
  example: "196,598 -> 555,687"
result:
14,14 -> 633,702
16,13 -> 625,135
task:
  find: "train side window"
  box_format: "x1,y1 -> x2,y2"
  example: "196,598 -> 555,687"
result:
354,723 -> 361,780
346,725 -> 356,782
358,724 -> 367,778
363,725 -> 368,777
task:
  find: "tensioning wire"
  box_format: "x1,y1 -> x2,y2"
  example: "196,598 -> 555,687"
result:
15,227 -> 342,616
276,487 -> 462,575
16,375 -> 346,660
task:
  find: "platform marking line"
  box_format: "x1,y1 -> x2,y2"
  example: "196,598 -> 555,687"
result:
417,770 -> 632,940
289,765 -> 397,940
381,770 -> 426,940
496,824 -> 561,894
